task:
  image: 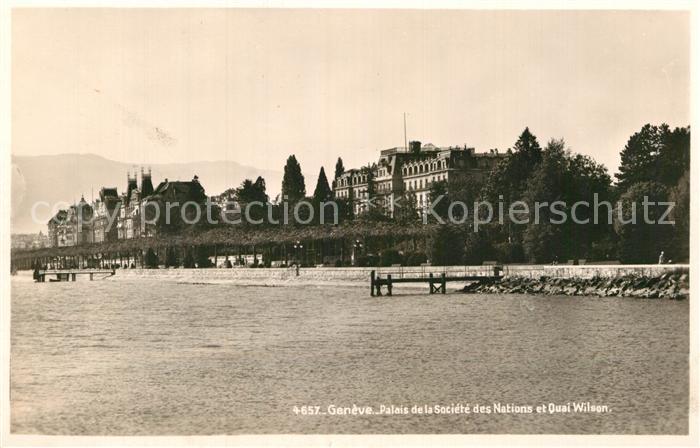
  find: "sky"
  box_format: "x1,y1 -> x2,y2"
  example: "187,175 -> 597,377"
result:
12,8 -> 690,184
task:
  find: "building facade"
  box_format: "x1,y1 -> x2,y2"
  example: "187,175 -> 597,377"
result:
11,232 -> 49,250
92,187 -> 121,243
46,168 -> 209,247
333,141 -> 506,217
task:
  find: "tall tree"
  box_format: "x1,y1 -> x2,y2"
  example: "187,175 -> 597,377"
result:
616,124 -> 663,191
427,180 -> 449,222
521,139 -> 612,263
616,124 -> 690,191
395,191 -> 420,224
480,127 -> 543,254
281,155 -> 306,202
669,170 -> 690,261
657,125 -> 690,187
236,176 -> 268,223
334,157 -> 345,180
482,127 -> 543,205
521,139 -> 569,263
614,181 -> 673,263
313,167 -> 332,202
236,176 -> 268,204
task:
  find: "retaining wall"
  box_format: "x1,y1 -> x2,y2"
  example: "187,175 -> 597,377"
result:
112,264 -> 689,285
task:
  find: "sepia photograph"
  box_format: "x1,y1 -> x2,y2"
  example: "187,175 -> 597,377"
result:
1,2 -> 696,446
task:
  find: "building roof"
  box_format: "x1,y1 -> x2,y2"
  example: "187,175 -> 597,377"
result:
100,187 -> 119,201
48,209 -> 68,225
151,176 -> 206,202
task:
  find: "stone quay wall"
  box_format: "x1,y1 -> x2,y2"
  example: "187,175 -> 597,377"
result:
112,264 -> 689,287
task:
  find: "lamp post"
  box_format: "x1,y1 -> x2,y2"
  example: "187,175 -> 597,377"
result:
293,240 -> 304,266
352,239 -> 363,266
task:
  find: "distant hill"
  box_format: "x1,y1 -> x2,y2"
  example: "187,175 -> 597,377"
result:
11,153 -> 282,233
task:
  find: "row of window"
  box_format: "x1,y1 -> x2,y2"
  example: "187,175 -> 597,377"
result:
404,173 -> 447,191
336,187 -> 369,199
402,159 -> 448,176
337,174 -> 369,187
336,159 -> 449,188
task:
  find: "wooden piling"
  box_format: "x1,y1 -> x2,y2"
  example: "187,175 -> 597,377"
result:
370,270 -> 375,297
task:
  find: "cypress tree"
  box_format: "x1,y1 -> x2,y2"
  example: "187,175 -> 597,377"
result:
334,157 -> 345,179
282,155 -> 306,202
313,167 -> 332,202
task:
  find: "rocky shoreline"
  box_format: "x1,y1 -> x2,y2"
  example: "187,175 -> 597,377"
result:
463,271 -> 689,300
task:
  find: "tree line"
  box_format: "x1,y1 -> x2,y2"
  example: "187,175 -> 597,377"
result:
196,123 -> 690,265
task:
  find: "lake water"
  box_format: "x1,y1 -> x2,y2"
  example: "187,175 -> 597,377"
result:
11,274 -> 689,435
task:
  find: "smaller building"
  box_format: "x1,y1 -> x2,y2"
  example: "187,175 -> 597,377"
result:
11,232 -> 49,249
141,175 -> 208,234
92,187 -> 121,243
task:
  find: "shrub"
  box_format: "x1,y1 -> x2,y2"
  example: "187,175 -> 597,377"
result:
405,251 -> 428,266
144,248 -> 159,269
164,247 -> 179,268
380,249 -> 402,267
182,251 -> 195,268
195,246 -> 213,268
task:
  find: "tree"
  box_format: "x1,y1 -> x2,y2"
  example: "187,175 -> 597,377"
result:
521,139 -> 612,263
657,125 -> 690,187
164,247 -> 179,268
144,248 -> 159,268
282,155 -> 306,202
236,177 -> 268,204
521,139 -> 569,263
614,181 -> 672,263
334,157 -> 345,180
483,127 -> 542,203
236,176 -> 268,224
668,170 -> 690,261
480,127 -> 543,251
380,249 -> 403,267
195,245 -> 213,268
395,191 -> 420,224
365,165 -> 376,198
182,249 -> 195,268
313,167 -> 332,202
427,180 -> 449,222
616,124 -> 690,191
428,225 -> 465,266
616,124 -> 663,191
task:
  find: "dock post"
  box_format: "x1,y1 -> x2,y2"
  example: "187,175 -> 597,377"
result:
71,273 -> 76,282
441,273 -> 446,294
89,273 -> 94,281
429,273 -> 434,294
370,270 -> 375,297
387,274 -> 393,296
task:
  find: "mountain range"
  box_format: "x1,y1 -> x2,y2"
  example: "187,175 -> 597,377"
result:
11,153 -> 282,234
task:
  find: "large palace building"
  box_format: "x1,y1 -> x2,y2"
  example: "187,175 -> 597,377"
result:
333,141 -> 506,217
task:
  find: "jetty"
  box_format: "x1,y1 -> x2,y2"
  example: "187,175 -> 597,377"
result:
370,266 -> 503,296
34,268 -> 116,282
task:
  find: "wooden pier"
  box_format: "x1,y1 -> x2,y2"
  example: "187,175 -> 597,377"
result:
370,267 -> 503,296
35,269 -> 116,282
